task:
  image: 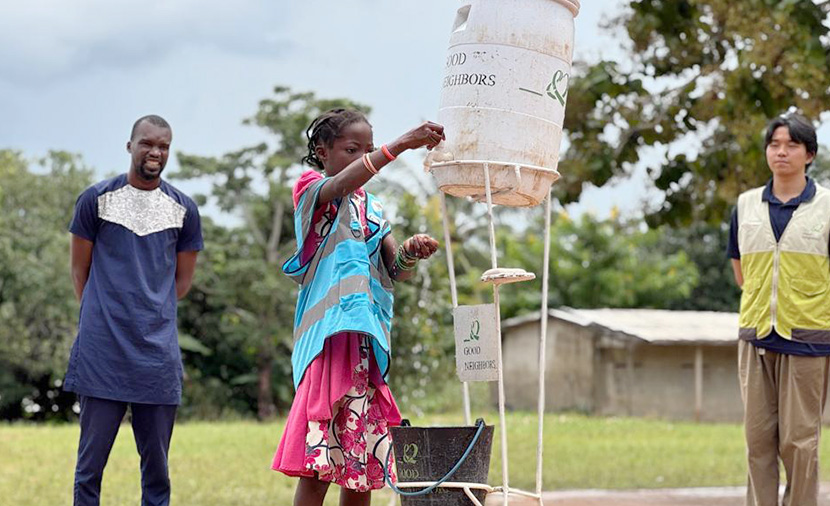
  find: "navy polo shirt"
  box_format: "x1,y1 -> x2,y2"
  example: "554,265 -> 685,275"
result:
64,174 -> 203,404
727,177 -> 830,356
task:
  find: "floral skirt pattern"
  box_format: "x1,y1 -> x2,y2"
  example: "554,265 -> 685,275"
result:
302,339 -> 397,491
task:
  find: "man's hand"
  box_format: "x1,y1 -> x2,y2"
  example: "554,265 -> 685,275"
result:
731,258 -> 743,288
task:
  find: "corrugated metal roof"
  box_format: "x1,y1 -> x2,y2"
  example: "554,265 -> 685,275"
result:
503,307 -> 739,345
501,307 -> 594,329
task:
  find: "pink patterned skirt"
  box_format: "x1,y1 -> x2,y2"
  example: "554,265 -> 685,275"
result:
272,333 -> 402,491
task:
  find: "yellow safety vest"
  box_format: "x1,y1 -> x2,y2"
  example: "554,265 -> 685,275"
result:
738,184 -> 830,342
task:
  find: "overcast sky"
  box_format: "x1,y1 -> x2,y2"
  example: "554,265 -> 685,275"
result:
0,0 -> 659,221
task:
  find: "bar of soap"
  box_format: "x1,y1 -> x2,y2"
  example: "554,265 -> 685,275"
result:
480,268 -> 536,285
423,141 -> 454,172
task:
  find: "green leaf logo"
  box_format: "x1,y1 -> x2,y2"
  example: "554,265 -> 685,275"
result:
402,443 -> 419,464
470,319 -> 481,342
546,70 -> 570,106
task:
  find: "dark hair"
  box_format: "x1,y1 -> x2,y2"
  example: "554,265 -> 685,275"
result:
764,114 -> 817,167
130,114 -> 171,140
302,109 -> 369,170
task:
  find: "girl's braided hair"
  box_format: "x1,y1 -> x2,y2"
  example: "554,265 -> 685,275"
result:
302,109 -> 370,170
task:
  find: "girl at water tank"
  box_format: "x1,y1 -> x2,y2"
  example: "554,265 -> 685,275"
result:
272,108 -> 443,505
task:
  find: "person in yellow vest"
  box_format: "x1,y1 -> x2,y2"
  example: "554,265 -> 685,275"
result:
728,114 -> 830,506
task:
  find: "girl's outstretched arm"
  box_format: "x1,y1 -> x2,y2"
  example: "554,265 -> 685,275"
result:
318,122 -> 445,204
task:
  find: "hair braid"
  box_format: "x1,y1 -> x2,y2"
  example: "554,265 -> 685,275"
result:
302,109 -> 369,171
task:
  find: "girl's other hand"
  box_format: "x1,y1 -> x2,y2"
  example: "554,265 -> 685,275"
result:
404,234 -> 440,259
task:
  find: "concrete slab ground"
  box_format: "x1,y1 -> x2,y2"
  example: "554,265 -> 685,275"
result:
539,483 -> 830,506
387,484 -> 830,505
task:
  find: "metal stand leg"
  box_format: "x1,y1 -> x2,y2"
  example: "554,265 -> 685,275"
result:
535,190 -> 553,504
483,162 -> 509,506
441,192 -> 472,426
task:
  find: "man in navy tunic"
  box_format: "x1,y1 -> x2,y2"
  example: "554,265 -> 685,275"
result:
65,115 -> 203,506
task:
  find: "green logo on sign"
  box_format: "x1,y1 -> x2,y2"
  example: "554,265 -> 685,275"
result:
464,319 -> 481,343
546,70 -> 570,106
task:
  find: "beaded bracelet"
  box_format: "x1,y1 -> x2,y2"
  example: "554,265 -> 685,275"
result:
395,244 -> 418,272
395,255 -> 417,272
403,246 -> 419,261
402,242 -> 421,261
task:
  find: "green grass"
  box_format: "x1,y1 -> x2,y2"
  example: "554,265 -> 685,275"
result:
0,411 -> 809,505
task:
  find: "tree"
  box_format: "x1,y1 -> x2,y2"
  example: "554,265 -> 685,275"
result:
0,150 -> 93,420
499,211 -> 700,316
174,87 -> 370,419
174,217 -> 288,419
560,0 -> 830,227
656,222 -> 741,312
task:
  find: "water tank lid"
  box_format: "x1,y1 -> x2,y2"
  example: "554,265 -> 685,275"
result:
554,0 -> 580,17
456,0 -> 579,16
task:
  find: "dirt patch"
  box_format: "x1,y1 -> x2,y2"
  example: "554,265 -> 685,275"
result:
542,488 -> 743,506
540,484 -> 830,506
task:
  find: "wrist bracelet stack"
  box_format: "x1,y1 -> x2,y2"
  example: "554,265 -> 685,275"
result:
362,153 -> 379,175
395,244 -> 419,272
362,145 -> 396,176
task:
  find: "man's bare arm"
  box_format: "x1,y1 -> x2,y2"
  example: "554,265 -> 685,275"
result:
70,235 -> 94,301
175,251 -> 199,299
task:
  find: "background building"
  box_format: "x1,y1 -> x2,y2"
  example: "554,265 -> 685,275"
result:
500,308 -> 752,422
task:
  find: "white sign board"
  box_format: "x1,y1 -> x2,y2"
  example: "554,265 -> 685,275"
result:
454,304 -> 500,382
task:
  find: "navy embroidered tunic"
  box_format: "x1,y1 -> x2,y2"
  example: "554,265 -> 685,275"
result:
64,174 -> 203,404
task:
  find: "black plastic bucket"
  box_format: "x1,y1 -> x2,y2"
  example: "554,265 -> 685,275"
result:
390,418 -> 494,506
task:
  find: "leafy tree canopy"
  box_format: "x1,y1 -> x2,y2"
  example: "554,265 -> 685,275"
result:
561,0 -> 830,227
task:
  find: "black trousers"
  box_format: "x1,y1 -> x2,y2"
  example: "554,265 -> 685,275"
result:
73,396 -> 177,506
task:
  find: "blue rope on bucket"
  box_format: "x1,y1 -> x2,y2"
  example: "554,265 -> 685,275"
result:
383,418 -> 487,497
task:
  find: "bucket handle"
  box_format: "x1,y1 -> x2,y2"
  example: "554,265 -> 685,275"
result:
384,418 -> 487,497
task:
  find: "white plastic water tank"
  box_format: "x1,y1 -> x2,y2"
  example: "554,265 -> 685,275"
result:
429,0 -> 580,207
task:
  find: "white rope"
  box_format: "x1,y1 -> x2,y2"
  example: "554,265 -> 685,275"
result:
463,487 -> 485,506
396,481 -> 494,506
535,190 -> 553,502
483,162 -> 509,506
441,192 -> 472,426
393,482 -> 545,506
490,486 -> 543,499
394,481 -> 493,491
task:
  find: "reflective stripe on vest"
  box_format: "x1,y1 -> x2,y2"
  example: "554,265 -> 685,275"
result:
737,184 -> 830,342
283,178 -> 394,388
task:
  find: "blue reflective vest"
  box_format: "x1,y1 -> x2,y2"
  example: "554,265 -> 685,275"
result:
283,177 -> 394,388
